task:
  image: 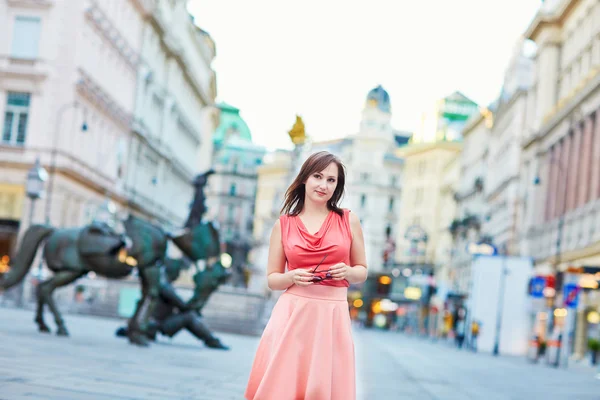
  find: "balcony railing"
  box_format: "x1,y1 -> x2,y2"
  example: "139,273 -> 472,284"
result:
526,199 -> 600,261
7,0 -> 53,8
0,56 -> 49,81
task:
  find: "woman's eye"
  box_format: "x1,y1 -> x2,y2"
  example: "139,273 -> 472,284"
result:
314,174 -> 321,179
328,179 -> 336,183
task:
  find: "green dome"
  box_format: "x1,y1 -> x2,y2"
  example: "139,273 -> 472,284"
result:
213,102 -> 252,148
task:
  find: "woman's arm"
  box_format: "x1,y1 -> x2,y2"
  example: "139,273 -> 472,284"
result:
266,220 -> 314,290
346,212 -> 368,284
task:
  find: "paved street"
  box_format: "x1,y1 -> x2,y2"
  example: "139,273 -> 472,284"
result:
1,307 -> 600,399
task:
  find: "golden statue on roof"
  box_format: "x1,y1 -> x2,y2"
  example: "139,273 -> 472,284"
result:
288,115 -> 306,145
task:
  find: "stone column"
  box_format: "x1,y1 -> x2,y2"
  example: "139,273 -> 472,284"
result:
546,146 -> 558,220
558,133 -> 571,217
578,116 -> 593,207
533,30 -> 561,131
531,151 -> 547,229
573,290 -> 588,360
566,126 -> 580,212
589,111 -> 600,201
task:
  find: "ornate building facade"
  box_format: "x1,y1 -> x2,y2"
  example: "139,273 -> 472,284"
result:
205,103 -> 266,288
394,141 -> 463,271
448,113 -> 491,296
484,39 -> 534,256
519,0 -> 600,357
0,1 -> 216,288
128,0 -> 217,228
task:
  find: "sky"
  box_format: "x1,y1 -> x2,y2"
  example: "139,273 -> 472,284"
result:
188,0 -> 543,151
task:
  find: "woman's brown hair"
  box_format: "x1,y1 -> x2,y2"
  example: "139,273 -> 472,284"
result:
280,151 -> 346,216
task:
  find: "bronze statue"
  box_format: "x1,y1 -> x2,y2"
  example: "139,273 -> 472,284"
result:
115,257 -> 231,350
288,115 -> 307,145
0,170 -> 222,347
185,169 -> 215,228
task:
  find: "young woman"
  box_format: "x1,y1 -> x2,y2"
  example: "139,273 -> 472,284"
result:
245,151 -> 368,400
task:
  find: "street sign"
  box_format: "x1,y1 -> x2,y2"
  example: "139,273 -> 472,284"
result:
530,276 -> 546,298
563,283 -> 580,308
466,241 -> 498,256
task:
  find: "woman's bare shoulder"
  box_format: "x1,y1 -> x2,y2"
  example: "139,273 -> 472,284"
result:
347,210 -> 360,224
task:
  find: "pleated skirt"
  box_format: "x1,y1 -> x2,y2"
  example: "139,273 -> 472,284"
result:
245,284 -> 356,400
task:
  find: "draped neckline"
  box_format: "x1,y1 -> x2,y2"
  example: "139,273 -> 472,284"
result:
295,210 -> 333,237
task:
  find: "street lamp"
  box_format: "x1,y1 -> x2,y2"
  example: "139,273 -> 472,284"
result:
26,158 -> 48,224
94,198 -> 117,227
20,158 -> 48,304
534,153 -> 569,367
493,245 -> 508,357
44,102 -> 88,224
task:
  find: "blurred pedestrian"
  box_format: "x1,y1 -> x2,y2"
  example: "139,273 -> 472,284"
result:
245,152 -> 368,400
470,320 -> 480,351
455,310 -> 466,349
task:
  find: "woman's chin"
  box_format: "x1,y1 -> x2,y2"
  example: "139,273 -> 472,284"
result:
309,195 -> 329,204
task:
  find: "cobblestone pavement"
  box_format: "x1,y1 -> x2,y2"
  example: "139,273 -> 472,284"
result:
2,307 -> 600,399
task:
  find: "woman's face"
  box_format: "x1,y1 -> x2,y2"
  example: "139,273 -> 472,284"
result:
304,162 -> 339,205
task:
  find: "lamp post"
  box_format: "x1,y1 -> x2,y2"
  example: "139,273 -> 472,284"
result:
18,158 -> 48,305
44,102 -> 88,224
26,158 -> 48,225
493,245 -> 508,356
94,197 -> 117,227
534,153 -> 568,367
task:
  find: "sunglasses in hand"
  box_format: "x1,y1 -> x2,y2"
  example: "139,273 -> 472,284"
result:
311,254 -> 332,283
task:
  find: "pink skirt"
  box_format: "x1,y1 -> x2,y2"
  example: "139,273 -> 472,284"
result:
245,285 -> 356,400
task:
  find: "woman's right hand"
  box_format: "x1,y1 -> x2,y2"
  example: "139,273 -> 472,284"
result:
287,269 -> 314,287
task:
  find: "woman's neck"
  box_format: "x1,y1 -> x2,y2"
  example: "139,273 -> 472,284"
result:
301,198 -> 329,216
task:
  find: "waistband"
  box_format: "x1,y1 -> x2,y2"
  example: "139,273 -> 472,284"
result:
284,284 -> 348,301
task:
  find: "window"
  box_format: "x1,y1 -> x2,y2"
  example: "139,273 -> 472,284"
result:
388,196 -> 395,212
229,183 -> 237,196
390,175 -> 397,187
360,194 -> 366,208
2,92 -> 31,145
11,16 -> 42,59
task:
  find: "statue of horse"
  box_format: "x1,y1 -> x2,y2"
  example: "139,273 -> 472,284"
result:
0,170 -> 221,347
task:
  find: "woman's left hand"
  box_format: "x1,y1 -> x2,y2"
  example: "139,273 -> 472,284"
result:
328,263 -> 350,280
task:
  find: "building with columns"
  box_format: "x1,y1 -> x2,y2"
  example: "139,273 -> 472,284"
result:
395,92 -> 478,272
205,103 -> 266,288
433,152 -> 461,305
448,112 -> 491,297
0,1 -> 216,285
127,0 -> 217,228
444,39 -> 533,336
394,141 -> 463,269
484,39 -> 534,256
520,0 -> 600,358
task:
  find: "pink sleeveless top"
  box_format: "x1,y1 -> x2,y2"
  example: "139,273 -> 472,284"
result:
280,209 -> 352,288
